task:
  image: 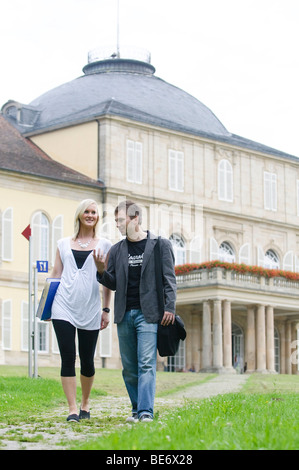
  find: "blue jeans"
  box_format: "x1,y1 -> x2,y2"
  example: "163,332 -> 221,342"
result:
117,309 -> 158,419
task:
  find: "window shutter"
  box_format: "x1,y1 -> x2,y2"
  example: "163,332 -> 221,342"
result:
2,300 -> 12,350
257,246 -> 265,267
264,172 -> 271,210
21,301 -> 29,351
190,236 -> 201,263
126,140 -> 135,182
177,152 -> 184,191
283,251 -> 294,272
169,150 -> 176,190
226,162 -> 233,201
135,142 -> 142,184
2,207 -> 13,261
271,174 -> 277,211
210,237 -> 219,261
218,161 -> 225,200
52,215 -> 63,265
239,243 -> 251,265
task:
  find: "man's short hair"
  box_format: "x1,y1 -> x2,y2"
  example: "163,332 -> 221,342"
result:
115,200 -> 142,224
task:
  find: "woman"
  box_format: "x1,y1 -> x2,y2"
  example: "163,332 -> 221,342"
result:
51,199 -> 112,422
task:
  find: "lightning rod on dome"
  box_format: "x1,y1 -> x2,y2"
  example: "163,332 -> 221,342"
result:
87,0 -> 151,65
116,0 -> 120,58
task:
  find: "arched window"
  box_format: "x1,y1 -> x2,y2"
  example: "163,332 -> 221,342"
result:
32,212 -> 49,262
169,234 -> 186,265
218,159 -> 233,202
219,241 -> 235,263
264,249 -> 280,269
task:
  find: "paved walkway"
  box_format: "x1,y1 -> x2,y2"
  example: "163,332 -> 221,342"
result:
172,373 -> 249,399
0,374 -> 248,450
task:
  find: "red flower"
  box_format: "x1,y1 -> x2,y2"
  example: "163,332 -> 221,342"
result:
175,261 -> 299,281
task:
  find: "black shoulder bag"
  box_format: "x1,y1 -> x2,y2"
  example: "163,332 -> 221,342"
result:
154,237 -> 186,357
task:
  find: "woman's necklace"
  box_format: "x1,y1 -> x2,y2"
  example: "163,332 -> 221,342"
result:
77,238 -> 92,249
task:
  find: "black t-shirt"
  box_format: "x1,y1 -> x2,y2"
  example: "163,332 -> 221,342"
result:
126,237 -> 147,310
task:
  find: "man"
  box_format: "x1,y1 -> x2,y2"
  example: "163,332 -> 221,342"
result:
93,200 -> 176,422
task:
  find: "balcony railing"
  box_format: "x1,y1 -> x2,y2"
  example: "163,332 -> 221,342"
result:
175,263 -> 299,295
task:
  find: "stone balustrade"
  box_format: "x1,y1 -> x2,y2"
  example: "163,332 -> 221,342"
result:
176,267 -> 299,295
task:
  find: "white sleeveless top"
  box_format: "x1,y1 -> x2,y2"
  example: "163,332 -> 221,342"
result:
51,237 -> 112,330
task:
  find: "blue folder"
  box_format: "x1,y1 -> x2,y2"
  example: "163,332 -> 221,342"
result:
36,278 -> 60,321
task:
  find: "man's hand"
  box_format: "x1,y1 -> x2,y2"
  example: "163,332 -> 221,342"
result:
161,311 -> 175,326
93,249 -> 106,274
100,311 -> 109,330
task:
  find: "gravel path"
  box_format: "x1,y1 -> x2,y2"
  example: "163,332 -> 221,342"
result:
172,373 -> 249,399
0,374 -> 248,451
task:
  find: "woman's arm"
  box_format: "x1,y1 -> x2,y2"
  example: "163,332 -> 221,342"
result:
51,248 -> 63,278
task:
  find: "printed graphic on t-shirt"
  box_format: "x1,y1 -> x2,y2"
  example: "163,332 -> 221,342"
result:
128,253 -> 144,268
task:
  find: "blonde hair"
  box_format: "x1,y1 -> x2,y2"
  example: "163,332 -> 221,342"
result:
73,199 -> 100,239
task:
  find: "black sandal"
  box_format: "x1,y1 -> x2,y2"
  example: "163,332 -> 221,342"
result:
79,409 -> 90,420
67,413 -> 80,423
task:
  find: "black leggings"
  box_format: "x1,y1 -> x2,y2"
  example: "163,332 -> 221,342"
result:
52,319 -> 99,377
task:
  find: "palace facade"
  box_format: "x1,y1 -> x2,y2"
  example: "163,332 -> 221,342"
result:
1,49 -> 298,374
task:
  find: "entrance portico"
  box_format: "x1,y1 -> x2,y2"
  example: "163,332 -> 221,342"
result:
174,266 -> 299,375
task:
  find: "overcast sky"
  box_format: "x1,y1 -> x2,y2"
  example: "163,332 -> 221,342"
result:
1,0 -> 299,157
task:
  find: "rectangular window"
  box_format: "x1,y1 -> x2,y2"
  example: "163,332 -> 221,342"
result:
126,140 -> 142,184
297,180 -> 299,216
264,172 -> 277,211
37,321 -> 49,352
169,150 -> 184,192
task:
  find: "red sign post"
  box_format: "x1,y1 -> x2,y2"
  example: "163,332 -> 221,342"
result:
22,225 -> 35,377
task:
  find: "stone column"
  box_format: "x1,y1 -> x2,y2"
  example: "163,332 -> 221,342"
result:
223,300 -> 235,372
285,321 -> 292,374
280,322 -> 286,374
256,304 -> 267,372
266,306 -> 276,373
190,311 -> 200,372
246,305 -> 256,373
291,323 -> 298,375
201,301 -> 212,371
212,299 -> 223,371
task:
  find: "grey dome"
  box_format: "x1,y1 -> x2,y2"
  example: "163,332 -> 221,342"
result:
28,57 -> 230,138
2,55 -> 297,159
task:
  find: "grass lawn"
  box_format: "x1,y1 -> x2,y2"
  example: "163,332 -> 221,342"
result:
72,373 -> 299,451
0,366 -> 298,450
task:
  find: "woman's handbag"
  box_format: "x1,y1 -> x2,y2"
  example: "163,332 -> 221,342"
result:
154,237 -> 186,357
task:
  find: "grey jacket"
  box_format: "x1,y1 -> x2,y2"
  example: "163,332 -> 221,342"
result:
97,232 -> 177,323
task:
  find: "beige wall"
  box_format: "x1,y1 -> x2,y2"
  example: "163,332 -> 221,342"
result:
0,170 -> 106,366
31,121 -> 99,179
